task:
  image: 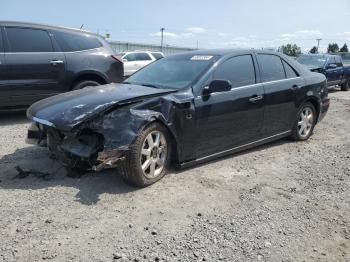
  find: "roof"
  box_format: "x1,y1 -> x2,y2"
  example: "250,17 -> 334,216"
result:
0,21 -> 100,37
299,53 -> 340,58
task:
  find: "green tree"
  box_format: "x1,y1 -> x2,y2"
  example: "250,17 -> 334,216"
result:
281,44 -> 301,57
327,43 -> 339,53
309,46 -> 317,54
340,43 -> 349,52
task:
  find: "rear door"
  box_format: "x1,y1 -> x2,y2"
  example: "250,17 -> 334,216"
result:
4,26 -> 66,106
194,54 -> 265,157
257,53 -> 303,136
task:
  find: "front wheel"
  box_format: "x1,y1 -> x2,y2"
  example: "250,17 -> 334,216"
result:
291,102 -> 317,141
118,122 -> 171,187
340,80 -> 350,91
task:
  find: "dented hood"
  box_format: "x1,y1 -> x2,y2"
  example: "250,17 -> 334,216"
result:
27,83 -> 175,131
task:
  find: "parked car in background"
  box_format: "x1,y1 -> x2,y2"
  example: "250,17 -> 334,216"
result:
297,54 -> 350,91
338,52 -> 350,65
0,21 -> 124,109
116,51 -> 164,77
27,49 -> 329,187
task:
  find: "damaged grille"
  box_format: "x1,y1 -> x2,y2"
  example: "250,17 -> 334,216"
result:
47,128 -> 104,168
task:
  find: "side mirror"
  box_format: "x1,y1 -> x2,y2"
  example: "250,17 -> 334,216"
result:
123,58 -> 128,62
327,63 -> 337,69
203,80 -> 232,95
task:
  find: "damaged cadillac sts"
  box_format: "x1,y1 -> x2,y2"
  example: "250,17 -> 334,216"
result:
27,50 -> 330,187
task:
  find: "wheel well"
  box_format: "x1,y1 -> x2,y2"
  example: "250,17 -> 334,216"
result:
305,98 -> 320,119
71,74 -> 107,90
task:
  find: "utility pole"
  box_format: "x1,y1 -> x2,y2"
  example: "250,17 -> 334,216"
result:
196,40 -> 199,49
316,38 -> 322,53
160,28 -> 165,52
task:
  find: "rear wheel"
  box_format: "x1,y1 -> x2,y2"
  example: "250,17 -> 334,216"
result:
340,80 -> 350,91
118,122 -> 171,187
291,102 -> 316,141
72,80 -> 100,90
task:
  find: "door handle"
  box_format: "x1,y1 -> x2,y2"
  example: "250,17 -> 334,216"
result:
291,84 -> 300,91
249,95 -> 263,103
50,60 -> 64,65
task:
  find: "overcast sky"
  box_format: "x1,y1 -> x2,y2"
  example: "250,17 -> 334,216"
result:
1,0 -> 350,52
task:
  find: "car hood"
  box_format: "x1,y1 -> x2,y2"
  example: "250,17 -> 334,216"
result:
27,83 -> 176,131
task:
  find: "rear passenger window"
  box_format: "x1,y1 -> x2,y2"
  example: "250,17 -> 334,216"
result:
53,31 -> 102,52
214,55 -> 256,88
6,27 -> 53,52
135,53 -> 152,61
282,60 -> 298,78
258,54 -> 285,82
151,53 -> 164,60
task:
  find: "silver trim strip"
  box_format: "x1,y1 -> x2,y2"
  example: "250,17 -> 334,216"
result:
197,77 -> 302,98
32,117 -> 55,127
195,130 -> 291,162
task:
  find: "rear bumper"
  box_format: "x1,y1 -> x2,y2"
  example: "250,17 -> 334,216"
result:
318,97 -> 330,122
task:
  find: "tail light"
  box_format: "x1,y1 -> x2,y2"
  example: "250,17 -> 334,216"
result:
111,55 -> 123,63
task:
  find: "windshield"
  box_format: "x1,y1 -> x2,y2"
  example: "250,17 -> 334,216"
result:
124,54 -> 219,89
297,55 -> 327,68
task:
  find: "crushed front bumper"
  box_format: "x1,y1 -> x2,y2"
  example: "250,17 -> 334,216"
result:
26,122 -> 126,171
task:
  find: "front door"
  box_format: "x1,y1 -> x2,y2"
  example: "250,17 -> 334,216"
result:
194,54 -> 265,158
3,26 -> 66,106
325,56 -> 338,85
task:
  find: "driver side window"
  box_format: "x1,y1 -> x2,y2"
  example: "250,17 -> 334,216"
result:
213,55 -> 256,88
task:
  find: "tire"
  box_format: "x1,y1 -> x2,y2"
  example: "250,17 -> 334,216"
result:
118,122 -> 171,187
290,102 -> 317,141
340,80 -> 350,91
72,80 -> 100,90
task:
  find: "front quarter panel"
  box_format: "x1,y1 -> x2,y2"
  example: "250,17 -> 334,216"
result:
85,89 -> 196,163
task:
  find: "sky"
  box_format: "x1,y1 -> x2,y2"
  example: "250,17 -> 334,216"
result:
1,0 -> 350,52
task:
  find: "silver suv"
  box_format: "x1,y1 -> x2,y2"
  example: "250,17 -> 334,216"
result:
117,51 -> 164,77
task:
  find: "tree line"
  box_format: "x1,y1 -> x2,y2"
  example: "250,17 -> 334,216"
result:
280,43 -> 348,57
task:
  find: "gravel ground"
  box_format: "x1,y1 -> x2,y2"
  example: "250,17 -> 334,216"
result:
0,88 -> 349,262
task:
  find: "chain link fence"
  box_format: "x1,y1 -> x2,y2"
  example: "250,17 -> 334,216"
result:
108,41 -> 196,56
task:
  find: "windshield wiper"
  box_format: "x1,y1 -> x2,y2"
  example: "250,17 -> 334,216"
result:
139,83 -> 160,89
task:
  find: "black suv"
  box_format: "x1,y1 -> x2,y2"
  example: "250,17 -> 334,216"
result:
0,21 -> 123,109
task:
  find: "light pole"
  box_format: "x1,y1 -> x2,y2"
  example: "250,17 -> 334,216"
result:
160,28 -> 165,52
316,38 -> 322,53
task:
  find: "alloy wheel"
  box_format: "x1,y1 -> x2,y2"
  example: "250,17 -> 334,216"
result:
140,131 -> 167,179
298,106 -> 314,138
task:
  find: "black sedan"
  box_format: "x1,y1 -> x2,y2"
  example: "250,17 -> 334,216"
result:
26,49 -> 330,187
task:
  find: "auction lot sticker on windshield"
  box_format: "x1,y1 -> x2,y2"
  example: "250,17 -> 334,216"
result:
191,55 -> 213,61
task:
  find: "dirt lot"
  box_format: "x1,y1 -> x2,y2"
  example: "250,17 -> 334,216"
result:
0,89 -> 349,262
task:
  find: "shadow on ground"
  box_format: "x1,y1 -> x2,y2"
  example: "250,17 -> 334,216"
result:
0,137 -> 295,205
0,146 -> 138,205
